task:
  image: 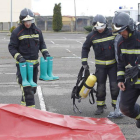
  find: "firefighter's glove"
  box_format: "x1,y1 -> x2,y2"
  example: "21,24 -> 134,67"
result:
125,66 -> 140,84
17,55 -> 26,63
43,52 -> 50,60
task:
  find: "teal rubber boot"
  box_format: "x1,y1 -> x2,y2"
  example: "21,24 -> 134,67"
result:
26,62 -> 37,87
19,62 -> 31,87
47,57 -> 59,80
39,57 -> 53,81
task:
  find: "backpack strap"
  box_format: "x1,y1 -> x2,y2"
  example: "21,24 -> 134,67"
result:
89,88 -> 97,104
71,66 -> 84,113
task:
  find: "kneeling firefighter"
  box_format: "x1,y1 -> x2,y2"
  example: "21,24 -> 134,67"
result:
8,8 -> 50,108
112,12 -> 140,128
71,66 -> 97,113
81,14 -> 119,115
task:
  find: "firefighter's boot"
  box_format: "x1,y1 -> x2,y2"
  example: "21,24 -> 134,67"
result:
19,62 -> 31,87
39,57 -> 53,81
47,56 -> 59,80
95,106 -> 104,115
136,119 -> 140,128
26,62 -> 37,87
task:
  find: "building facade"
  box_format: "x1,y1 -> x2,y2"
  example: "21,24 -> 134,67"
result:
0,0 -> 32,22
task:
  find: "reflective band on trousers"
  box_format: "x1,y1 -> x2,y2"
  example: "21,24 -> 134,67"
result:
21,101 -> 26,106
81,58 -> 88,62
112,100 -> 117,105
18,34 -> 39,40
117,71 -> 125,76
92,36 -> 115,44
96,101 -> 105,105
133,78 -> 140,84
121,49 -> 140,54
136,114 -> 140,119
16,60 -> 39,65
95,59 -> 116,65
28,105 -> 35,108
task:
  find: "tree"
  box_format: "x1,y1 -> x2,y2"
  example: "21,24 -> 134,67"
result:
52,3 -> 62,31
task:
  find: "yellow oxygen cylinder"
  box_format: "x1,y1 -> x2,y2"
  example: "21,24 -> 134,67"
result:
79,75 -> 97,98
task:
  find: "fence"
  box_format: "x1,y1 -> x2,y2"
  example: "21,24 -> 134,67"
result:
0,16 -> 113,32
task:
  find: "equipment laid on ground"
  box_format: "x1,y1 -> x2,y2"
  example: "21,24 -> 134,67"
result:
0,104 -> 126,140
107,90 -> 125,118
19,62 -> 37,87
71,66 -> 97,113
39,57 -> 59,81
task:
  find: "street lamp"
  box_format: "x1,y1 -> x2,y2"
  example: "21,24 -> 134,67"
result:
74,0 -> 77,31
10,0 -> 13,28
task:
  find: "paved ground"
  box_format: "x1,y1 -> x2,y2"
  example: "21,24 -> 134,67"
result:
0,32 -> 140,139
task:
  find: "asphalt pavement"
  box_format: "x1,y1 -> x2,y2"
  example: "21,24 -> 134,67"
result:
0,32 -> 140,140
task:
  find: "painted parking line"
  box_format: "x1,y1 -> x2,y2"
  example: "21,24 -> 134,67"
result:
61,57 -> 80,59
76,41 -> 83,44
37,86 -> 46,111
50,41 -> 55,44
81,37 -> 86,39
66,49 -> 71,52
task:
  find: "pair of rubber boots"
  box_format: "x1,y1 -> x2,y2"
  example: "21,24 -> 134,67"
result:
19,62 -> 37,87
39,56 -> 59,81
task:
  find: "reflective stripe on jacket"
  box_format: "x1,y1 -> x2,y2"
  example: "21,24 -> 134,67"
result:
8,23 -> 48,62
117,31 -> 140,84
81,28 -> 116,68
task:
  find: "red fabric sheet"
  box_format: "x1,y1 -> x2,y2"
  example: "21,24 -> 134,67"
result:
0,104 -> 126,140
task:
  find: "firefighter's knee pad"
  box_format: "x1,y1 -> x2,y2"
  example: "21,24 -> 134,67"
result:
110,82 -> 119,96
120,103 -> 134,118
97,84 -> 106,97
24,87 -> 34,100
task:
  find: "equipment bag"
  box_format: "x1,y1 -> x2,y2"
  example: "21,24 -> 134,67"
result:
71,66 -> 96,113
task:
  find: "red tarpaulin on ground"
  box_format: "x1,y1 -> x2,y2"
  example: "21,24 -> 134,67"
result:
0,104 -> 126,140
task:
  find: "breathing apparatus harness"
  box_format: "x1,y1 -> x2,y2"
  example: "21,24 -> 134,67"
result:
71,66 -> 97,113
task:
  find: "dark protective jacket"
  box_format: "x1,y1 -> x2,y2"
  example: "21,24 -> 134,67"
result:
117,30 -> 140,85
8,23 -> 48,65
81,28 -> 116,68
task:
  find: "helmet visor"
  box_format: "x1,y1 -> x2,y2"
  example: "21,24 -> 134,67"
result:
94,22 -> 106,30
24,20 -> 33,25
112,24 -> 127,33
22,15 -> 34,21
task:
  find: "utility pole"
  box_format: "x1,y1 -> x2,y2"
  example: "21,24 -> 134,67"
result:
10,0 -> 13,28
74,0 -> 77,31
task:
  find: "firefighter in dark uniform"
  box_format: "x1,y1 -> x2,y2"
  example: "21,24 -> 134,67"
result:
81,14 -> 119,115
8,8 -> 50,108
112,12 -> 140,128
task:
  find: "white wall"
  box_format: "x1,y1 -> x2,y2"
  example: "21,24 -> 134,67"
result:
0,0 -> 31,22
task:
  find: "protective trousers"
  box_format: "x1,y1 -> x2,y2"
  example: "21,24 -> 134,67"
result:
120,80 -> 140,119
95,64 -> 119,108
16,64 -> 38,108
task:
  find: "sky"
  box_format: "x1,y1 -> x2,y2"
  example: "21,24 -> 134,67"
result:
31,0 -> 140,16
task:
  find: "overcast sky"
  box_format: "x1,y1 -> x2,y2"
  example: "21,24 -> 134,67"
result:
31,0 -> 140,16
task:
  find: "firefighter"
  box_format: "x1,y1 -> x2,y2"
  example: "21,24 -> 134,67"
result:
8,8 -> 50,108
81,14 -> 119,115
112,12 -> 140,128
